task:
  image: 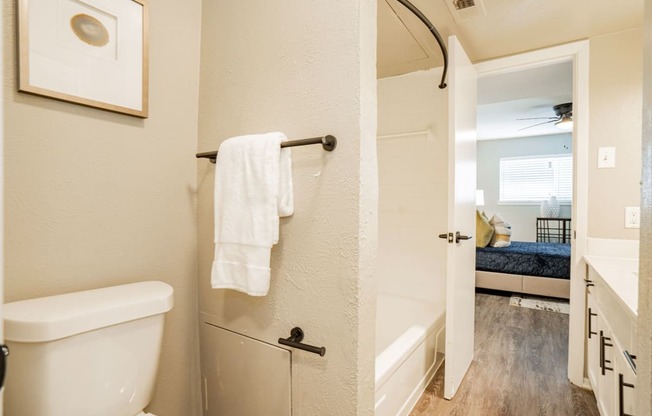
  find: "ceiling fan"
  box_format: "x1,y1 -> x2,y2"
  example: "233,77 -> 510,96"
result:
517,102 -> 573,131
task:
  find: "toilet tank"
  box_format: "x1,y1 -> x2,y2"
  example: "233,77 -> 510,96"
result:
3,281 -> 174,416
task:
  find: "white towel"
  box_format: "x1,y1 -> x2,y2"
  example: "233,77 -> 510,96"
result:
211,132 -> 293,296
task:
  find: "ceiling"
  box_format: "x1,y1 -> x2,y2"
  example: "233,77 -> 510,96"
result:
377,0 -> 643,139
477,61 -> 572,140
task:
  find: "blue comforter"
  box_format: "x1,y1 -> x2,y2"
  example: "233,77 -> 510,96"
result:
476,241 -> 571,279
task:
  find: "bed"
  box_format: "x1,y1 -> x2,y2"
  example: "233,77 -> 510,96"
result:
475,241 -> 571,299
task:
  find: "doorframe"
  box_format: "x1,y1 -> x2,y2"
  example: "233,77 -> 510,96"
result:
0,0 -> 5,408
474,40 -> 590,387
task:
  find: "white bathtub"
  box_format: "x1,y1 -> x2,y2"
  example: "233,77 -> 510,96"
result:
374,293 -> 445,416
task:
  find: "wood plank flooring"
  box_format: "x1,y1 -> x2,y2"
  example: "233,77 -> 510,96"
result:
410,292 -> 600,416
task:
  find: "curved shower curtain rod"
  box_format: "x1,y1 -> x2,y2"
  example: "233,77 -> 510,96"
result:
395,0 -> 448,89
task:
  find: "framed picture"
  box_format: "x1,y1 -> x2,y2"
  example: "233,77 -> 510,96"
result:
18,0 -> 149,118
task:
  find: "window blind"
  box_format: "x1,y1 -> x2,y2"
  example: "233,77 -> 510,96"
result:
499,154 -> 572,203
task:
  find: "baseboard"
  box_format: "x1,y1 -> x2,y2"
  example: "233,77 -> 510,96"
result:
575,377 -> 594,392
399,352 -> 445,416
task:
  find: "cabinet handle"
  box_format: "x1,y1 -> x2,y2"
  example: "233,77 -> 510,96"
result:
624,350 -> 637,375
588,308 -> 598,339
618,373 -> 635,416
0,345 -> 8,390
584,278 -> 595,287
600,331 -> 613,375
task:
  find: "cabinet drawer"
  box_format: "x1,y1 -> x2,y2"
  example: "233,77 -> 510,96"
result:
614,343 -> 637,416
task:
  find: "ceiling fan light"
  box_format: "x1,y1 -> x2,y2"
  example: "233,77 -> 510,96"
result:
555,114 -> 573,130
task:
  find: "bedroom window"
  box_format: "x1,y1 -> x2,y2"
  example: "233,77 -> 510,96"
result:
499,154 -> 572,204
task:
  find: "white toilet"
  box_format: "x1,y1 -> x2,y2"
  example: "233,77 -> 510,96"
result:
3,281 -> 174,416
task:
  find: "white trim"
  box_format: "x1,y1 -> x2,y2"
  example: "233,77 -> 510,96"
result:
474,39 -> 590,387
377,130 -> 432,140
474,41 -> 585,77
0,0 -> 5,410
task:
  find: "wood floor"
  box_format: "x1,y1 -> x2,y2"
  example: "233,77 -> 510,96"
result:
410,292 -> 600,416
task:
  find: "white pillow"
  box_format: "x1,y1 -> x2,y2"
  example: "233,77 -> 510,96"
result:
489,213 -> 512,248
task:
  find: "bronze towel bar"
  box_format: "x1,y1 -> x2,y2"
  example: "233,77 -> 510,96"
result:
196,135 -> 337,163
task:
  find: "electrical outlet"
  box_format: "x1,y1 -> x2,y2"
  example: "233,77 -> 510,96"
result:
625,207 -> 640,229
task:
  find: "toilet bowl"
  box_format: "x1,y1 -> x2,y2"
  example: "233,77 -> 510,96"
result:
3,281 -> 173,416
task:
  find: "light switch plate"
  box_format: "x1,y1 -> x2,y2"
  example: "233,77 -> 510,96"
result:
598,147 -> 616,168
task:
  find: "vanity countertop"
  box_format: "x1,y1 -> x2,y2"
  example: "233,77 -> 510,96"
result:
583,255 -> 639,317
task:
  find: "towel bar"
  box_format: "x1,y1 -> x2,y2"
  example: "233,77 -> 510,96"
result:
196,135 -> 337,163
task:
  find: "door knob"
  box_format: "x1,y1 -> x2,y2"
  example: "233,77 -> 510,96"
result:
438,233 -> 453,243
455,231 -> 472,243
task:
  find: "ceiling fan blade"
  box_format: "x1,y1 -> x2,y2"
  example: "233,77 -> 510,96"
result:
516,117 -> 559,121
518,120 -> 556,131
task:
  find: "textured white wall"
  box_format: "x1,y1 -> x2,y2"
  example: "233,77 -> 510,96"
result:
588,28 -> 643,240
196,1 -> 377,414
477,134 -> 573,242
3,0 -> 203,414
637,2 -> 651,414
376,69 -> 447,311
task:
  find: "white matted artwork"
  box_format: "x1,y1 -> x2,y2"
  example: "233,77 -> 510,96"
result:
18,0 -> 148,117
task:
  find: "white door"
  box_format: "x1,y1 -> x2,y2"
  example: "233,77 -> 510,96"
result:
443,35 -> 477,400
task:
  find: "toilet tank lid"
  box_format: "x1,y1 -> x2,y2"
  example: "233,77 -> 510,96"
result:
4,281 -> 174,343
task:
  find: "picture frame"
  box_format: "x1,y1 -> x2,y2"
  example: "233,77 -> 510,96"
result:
18,0 -> 149,118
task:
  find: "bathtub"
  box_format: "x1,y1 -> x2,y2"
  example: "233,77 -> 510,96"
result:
374,293 -> 445,416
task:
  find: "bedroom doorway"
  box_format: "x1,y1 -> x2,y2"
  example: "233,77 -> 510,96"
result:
476,60 -> 573,243
474,41 -> 590,387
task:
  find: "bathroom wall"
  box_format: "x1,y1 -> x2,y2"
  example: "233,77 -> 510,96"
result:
196,1 -> 377,415
3,0 -> 203,414
588,28 -> 642,240
376,69 -> 448,309
637,2 -> 651,413
477,134 -> 573,242
475,28 -> 644,244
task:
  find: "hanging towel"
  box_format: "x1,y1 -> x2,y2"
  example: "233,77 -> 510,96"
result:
211,132 -> 294,296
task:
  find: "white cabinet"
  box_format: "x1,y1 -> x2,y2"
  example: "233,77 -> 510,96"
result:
614,347 -> 637,416
585,264 -> 637,416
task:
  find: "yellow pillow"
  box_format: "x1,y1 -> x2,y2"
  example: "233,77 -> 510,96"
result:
476,210 -> 494,248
